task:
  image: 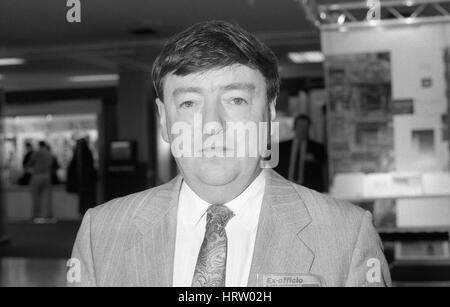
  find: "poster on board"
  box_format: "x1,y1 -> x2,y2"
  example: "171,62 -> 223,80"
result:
325,52 -> 394,178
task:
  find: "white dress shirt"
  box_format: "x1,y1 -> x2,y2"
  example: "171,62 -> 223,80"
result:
172,170 -> 266,287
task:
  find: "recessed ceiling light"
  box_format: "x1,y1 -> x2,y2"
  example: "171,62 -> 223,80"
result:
0,58 -> 25,66
68,74 -> 119,82
287,52 -> 325,64
329,4 -> 340,11
129,27 -> 156,36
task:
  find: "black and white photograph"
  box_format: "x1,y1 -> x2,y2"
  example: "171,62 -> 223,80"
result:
1,0 -> 450,291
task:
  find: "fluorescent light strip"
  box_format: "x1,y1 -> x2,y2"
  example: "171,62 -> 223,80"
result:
68,74 -> 119,82
287,52 -> 325,64
0,58 -> 25,66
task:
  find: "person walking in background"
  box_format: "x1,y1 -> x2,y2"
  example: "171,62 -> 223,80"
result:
66,137 -> 98,216
29,141 -> 54,223
18,142 -> 35,186
44,143 -> 61,186
22,142 -> 35,171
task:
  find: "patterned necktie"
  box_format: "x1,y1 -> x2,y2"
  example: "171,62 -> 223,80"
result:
192,204 -> 235,287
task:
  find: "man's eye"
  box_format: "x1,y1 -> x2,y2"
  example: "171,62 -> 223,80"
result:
180,100 -> 195,109
229,97 -> 248,105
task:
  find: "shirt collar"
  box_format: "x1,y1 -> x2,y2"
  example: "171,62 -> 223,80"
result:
180,170 -> 266,227
224,170 -> 266,217
179,181 -> 211,227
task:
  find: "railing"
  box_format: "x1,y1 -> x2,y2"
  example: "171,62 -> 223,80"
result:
298,0 -> 450,30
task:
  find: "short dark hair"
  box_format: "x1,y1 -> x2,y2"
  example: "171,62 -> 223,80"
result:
294,114 -> 311,128
152,20 -> 280,103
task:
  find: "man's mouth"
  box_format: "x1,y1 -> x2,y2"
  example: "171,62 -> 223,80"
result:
202,146 -> 226,152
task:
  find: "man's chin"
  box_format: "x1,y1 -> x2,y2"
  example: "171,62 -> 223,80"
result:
196,164 -> 238,187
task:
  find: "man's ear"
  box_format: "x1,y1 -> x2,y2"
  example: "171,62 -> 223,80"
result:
156,98 -> 169,143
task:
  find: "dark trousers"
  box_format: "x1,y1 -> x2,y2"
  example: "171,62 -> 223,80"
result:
31,173 -> 53,218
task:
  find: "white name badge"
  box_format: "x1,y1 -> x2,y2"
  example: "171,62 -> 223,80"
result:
257,273 -> 324,287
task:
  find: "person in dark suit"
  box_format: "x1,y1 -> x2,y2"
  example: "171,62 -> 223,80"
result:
18,142 -> 35,185
70,20 -> 390,287
275,114 -> 328,192
66,138 -> 98,216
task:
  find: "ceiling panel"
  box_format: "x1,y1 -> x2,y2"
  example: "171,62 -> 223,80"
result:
0,0 -> 327,90
0,0 -> 318,48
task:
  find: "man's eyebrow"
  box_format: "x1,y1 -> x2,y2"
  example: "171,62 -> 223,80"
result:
171,83 -> 256,96
172,87 -> 202,97
220,83 -> 256,92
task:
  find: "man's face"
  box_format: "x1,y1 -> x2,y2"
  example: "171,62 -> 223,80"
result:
156,64 -> 274,192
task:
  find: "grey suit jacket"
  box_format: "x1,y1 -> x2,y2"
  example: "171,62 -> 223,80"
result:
70,170 -> 391,287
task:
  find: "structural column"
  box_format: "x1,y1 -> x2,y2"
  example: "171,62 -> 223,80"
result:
446,48 -> 450,170
0,88 -> 9,244
116,67 -> 157,188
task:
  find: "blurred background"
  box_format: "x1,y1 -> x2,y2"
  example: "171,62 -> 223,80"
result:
1,0 -> 450,286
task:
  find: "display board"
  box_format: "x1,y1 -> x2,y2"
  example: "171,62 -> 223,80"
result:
322,21 -> 450,230
325,52 -> 394,178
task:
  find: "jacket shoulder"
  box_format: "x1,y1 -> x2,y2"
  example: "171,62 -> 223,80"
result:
291,182 -> 368,231
289,183 -> 387,286
86,181 -> 174,231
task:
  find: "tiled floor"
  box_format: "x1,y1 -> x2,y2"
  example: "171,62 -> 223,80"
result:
0,258 -> 67,287
0,221 -> 79,258
0,220 -> 78,287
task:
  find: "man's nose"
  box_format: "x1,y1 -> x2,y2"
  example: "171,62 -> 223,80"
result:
202,101 -> 224,134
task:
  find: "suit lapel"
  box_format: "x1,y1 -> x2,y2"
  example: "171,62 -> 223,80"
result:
125,170 -> 315,287
126,175 -> 182,286
247,170 -> 315,286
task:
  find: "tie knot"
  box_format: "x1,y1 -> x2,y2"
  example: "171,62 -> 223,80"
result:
206,205 -> 234,231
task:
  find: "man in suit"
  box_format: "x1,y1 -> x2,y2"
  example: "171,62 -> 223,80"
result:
275,115 -> 328,192
70,20 -> 391,287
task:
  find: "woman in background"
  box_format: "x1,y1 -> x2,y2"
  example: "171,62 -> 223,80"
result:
66,138 -> 98,216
